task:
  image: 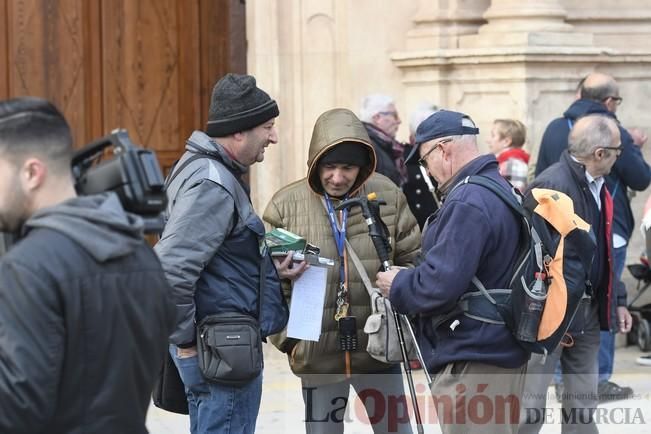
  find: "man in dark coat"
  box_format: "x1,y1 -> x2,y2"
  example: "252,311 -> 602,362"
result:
520,114 -> 632,434
360,95 -> 439,228
360,93 -> 406,186
403,103 -> 440,228
535,72 -> 649,400
0,97 -> 175,434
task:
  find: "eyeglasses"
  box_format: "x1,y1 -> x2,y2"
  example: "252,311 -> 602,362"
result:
599,145 -> 623,157
378,111 -> 399,119
604,96 -> 623,106
418,138 -> 452,169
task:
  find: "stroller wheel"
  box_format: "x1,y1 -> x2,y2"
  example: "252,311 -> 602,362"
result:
637,319 -> 651,352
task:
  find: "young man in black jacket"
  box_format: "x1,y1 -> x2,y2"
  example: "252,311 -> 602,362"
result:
0,97 -> 175,434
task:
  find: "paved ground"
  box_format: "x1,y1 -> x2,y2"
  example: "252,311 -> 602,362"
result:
147,343 -> 651,434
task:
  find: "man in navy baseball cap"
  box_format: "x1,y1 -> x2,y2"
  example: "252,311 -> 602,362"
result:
376,107 -> 529,434
405,109 -> 479,163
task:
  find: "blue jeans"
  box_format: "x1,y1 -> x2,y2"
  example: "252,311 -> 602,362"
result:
598,245 -> 627,383
169,345 -> 262,434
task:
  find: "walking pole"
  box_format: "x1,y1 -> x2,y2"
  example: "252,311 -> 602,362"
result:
336,193 -> 426,434
404,318 -> 432,386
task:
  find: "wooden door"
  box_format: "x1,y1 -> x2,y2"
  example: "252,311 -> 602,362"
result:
0,0 -> 246,172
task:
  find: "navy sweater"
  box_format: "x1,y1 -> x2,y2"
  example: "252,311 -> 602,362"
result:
390,155 -> 529,373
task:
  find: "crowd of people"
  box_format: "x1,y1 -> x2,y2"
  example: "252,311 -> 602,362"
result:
0,69 -> 648,434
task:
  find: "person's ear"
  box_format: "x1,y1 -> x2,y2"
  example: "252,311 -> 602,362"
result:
21,158 -> 47,191
594,148 -> 604,160
439,141 -> 451,159
233,131 -> 246,143
504,136 -> 513,148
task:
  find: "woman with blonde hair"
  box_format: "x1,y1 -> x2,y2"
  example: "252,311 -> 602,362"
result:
487,119 -> 530,191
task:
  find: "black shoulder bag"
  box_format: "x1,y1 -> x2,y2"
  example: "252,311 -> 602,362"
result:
196,255 -> 265,386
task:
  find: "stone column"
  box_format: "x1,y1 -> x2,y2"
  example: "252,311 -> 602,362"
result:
405,0 -> 490,49
461,0 -> 592,47
482,0 -> 571,32
565,0 -> 651,50
246,0 -> 283,212
246,0 -> 423,212
392,0 -> 651,164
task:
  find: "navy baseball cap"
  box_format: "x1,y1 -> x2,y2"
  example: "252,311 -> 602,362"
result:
405,109 -> 479,162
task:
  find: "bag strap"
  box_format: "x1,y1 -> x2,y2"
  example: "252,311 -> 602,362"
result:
461,174 -> 544,270
452,175 -> 527,219
449,175 -> 531,324
319,198 -> 381,301
165,152 -> 214,187
258,249 -> 266,321
344,238 -> 377,298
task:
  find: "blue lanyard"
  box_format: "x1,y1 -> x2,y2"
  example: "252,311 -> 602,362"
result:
324,194 -> 348,285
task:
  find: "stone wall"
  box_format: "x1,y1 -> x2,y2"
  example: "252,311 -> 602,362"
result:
247,1 -> 651,287
247,0 -> 422,211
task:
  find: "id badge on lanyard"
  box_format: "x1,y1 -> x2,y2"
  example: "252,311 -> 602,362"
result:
324,194 -> 359,352
324,194 -> 349,321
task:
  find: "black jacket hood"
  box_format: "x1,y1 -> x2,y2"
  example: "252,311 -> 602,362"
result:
23,193 -> 144,262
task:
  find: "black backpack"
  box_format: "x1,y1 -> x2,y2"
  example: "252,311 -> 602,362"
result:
456,175 -> 595,355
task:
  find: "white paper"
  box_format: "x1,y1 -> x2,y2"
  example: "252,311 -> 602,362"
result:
286,265 -> 328,341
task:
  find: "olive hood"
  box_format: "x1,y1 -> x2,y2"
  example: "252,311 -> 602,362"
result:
306,108 -> 376,196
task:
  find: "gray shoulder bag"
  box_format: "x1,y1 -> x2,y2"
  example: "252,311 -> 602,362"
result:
345,239 -> 416,364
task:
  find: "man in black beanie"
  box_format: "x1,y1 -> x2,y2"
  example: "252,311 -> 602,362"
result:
155,73 -> 289,434
263,108 -> 420,434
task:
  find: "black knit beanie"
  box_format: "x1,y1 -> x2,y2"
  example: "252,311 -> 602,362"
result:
319,142 -> 370,167
206,73 -> 279,137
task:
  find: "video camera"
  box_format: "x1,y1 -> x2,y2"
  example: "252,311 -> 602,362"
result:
0,129 -> 167,256
71,128 -> 167,233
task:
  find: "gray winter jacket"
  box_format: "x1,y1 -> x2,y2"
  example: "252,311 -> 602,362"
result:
155,131 -> 287,346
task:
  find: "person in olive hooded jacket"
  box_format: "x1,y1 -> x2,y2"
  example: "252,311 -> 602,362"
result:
264,108 -> 420,434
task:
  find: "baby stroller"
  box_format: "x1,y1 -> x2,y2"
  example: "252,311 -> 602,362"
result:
626,225 -> 651,351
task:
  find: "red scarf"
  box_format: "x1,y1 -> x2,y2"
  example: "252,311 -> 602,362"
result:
496,147 -> 530,165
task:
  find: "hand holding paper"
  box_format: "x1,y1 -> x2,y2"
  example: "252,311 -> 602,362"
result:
272,250 -> 309,281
